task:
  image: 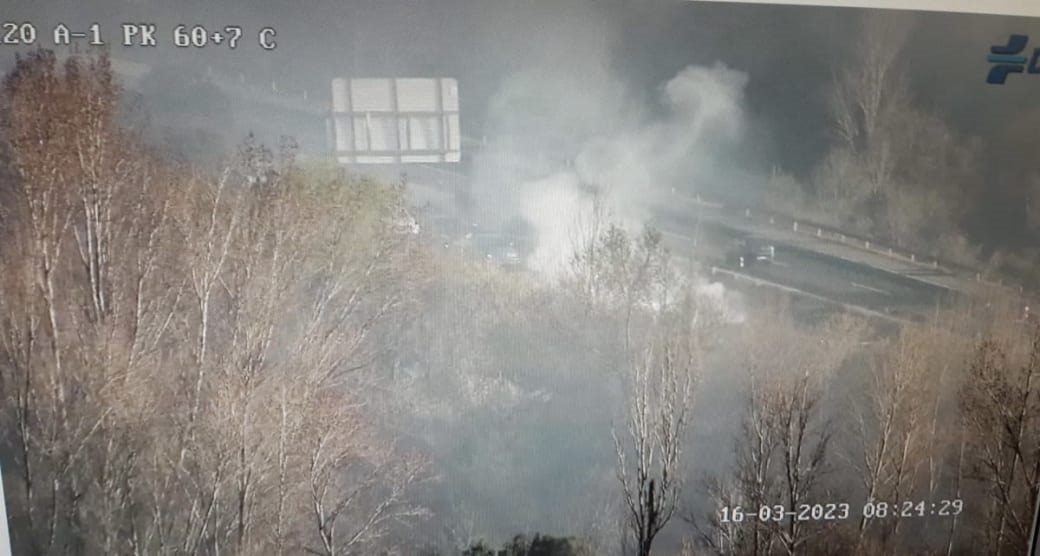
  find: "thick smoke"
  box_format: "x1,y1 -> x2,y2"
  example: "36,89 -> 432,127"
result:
473,61 -> 750,282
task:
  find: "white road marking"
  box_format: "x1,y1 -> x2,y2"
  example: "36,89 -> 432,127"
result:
708,267 -> 910,325
661,229 -> 697,242
851,282 -> 892,296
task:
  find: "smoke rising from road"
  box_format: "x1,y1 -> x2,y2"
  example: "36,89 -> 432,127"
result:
474,61 -> 750,282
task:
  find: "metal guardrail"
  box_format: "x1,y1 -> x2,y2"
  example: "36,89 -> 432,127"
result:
773,213 -> 1029,298
682,192 -> 1031,301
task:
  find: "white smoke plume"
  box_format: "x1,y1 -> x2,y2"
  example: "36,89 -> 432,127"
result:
517,172 -> 588,276
473,61 -> 750,286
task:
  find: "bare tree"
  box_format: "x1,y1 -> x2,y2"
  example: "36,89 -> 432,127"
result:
570,202 -> 701,556
0,49 -> 174,555
959,324 -> 1040,555
821,12 -> 979,253
699,304 -> 865,556
569,190 -> 611,309
850,324 -> 938,551
0,50 -> 432,555
613,293 -> 712,556
570,219 -> 676,363
827,11 -> 913,198
693,474 -> 773,556
766,312 -> 865,555
306,397 -> 429,556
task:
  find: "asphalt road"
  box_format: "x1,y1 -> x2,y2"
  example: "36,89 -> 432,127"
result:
394,165 -> 966,323
655,208 -> 958,323
747,243 -> 953,318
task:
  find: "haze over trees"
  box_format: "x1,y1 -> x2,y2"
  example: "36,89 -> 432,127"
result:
789,12 -> 1035,290
0,34 -> 1038,556
0,50 -> 429,555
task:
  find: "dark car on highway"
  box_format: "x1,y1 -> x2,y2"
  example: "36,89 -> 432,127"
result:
727,237 -> 775,268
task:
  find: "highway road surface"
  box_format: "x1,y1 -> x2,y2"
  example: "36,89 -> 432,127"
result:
655,206 -> 959,324
666,193 -> 981,289
393,165 -> 985,323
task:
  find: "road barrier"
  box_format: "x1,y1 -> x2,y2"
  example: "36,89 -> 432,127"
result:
676,189 -> 1029,299
748,207 -> 1026,297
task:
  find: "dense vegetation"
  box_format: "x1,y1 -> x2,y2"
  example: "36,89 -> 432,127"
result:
767,14 -> 1040,290
0,48 -> 1037,556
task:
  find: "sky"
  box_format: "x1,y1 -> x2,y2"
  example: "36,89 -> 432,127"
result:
5,2 -> 1032,165
2,1 -> 1038,213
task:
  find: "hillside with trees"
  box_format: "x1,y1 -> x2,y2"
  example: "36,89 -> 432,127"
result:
0,48 -> 1037,556
768,13 -> 1039,293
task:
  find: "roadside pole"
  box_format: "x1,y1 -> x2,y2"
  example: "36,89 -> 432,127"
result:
1029,483 -> 1040,556
0,464 -> 10,556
